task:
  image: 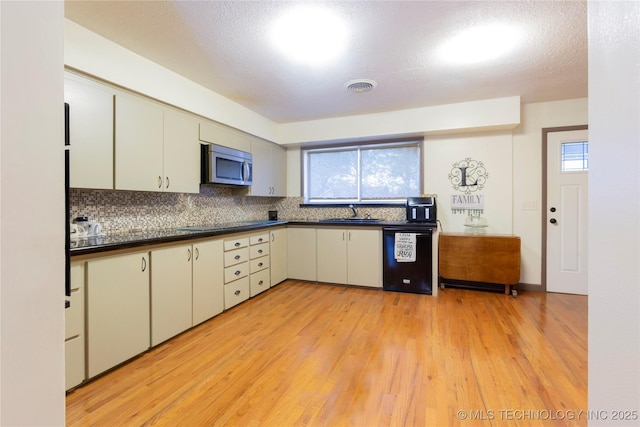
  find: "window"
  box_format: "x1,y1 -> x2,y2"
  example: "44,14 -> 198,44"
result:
303,141 -> 421,203
561,141 -> 589,171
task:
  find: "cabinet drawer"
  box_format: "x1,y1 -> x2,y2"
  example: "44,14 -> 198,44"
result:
224,237 -> 249,251
65,286 -> 84,339
250,256 -> 269,273
224,262 -> 249,283
250,242 -> 269,259
250,233 -> 269,245
224,247 -> 249,267
250,268 -> 271,297
65,335 -> 85,390
224,276 -> 250,309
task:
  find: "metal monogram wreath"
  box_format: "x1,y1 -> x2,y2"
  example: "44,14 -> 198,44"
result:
449,158 -> 489,194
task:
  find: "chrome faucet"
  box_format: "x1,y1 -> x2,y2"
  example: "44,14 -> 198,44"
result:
348,204 -> 358,218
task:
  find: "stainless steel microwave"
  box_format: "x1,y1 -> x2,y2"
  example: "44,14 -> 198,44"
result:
201,144 -> 253,186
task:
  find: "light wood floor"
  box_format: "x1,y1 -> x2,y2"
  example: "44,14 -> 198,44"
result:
66,281 -> 587,427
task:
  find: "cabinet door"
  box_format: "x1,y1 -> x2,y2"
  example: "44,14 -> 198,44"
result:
317,228 -> 348,284
163,109 -> 200,194
192,239 -> 224,326
86,252 -> 150,378
64,73 -> 114,189
347,228 -> 382,287
115,94 -> 164,191
270,228 -> 288,286
287,227 -> 317,281
250,138 -> 272,196
199,121 -> 251,152
271,143 -> 287,197
65,262 -> 85,390
150,245 -> 193,346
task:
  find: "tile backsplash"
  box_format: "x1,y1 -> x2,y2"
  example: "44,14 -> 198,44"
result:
70,186 -> 406,234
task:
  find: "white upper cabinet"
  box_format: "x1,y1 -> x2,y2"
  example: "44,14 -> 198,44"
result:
115,92 -> 200,193
250,138 -> 286,197
199,121 -> 251,153
115,93 -> 164,192
64,72 -> 114,189
163,109 -> 201,194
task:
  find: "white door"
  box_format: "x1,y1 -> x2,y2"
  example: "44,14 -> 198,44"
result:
546,129 -> 588,295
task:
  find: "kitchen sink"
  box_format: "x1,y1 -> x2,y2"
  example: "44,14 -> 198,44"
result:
318,217 -> 381,223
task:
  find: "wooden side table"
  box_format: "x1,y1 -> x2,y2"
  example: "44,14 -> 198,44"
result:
438,232 -> 521,295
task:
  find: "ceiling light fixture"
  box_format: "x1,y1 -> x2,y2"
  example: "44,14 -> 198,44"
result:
270,6 -> 347,67
345,79 -> 377,93
438,23 -> 523,65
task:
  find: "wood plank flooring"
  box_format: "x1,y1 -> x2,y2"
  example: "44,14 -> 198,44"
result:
66,281 -> 587,426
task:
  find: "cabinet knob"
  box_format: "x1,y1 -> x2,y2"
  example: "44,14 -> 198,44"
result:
258,280 -> 264,285
234,255 -> 241,260
235,270 -> 241,276
235,242 -> 241,247
258,238 -> 263,242
258,249 -> 263,254
234,289 -> 241,295
258,262 -> 263,267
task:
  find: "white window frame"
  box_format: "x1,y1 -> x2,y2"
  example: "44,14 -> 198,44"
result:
302,140 -> 422,204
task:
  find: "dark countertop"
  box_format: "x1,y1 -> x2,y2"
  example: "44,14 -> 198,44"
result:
70,219 -> 436,257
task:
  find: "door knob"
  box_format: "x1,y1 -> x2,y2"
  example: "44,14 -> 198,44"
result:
550,218 -> 557,224
550,207 -> 556,212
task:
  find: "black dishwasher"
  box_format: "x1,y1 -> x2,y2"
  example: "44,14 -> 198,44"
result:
382,227 -> 433,295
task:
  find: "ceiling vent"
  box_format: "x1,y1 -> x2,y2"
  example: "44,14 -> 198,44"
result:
345,79 -> 377,93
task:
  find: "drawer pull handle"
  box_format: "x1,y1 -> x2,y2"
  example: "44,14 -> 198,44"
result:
166,176 -> 170,188
258,249 -> 263,254
195,248 -> 199,260
258,238 -> 263,242
187,248 -> 192,262
235,270 -> 241,276
258,262 -> 263,267
234,242 -> 241,247
234,290 -> 241,295
141,257 -> 147,272
258,280 -> 264,285
234,255 -> 241,260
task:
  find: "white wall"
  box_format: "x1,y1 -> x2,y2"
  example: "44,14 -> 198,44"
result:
513,98 -> 588,286
588,1 -> 640,423
424,132 -> 513,234
0,1 -> 66,425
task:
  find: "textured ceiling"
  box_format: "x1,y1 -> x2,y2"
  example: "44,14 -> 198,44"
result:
65,0 -> 588,123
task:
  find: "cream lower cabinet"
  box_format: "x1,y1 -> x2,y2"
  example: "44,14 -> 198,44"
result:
346,228 -> 382,287
86,251 -> 150,378
150,244 -> 194,346
287,227 -> 317,281
65,262 -> 85,390
249,233 -> 270,297
192,239 -> 224,326
270,227 -> 288,286
317,228 -> 382,288
223,236 -> 251,309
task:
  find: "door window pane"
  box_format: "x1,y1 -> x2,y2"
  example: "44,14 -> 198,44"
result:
562,141 -> 588,171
